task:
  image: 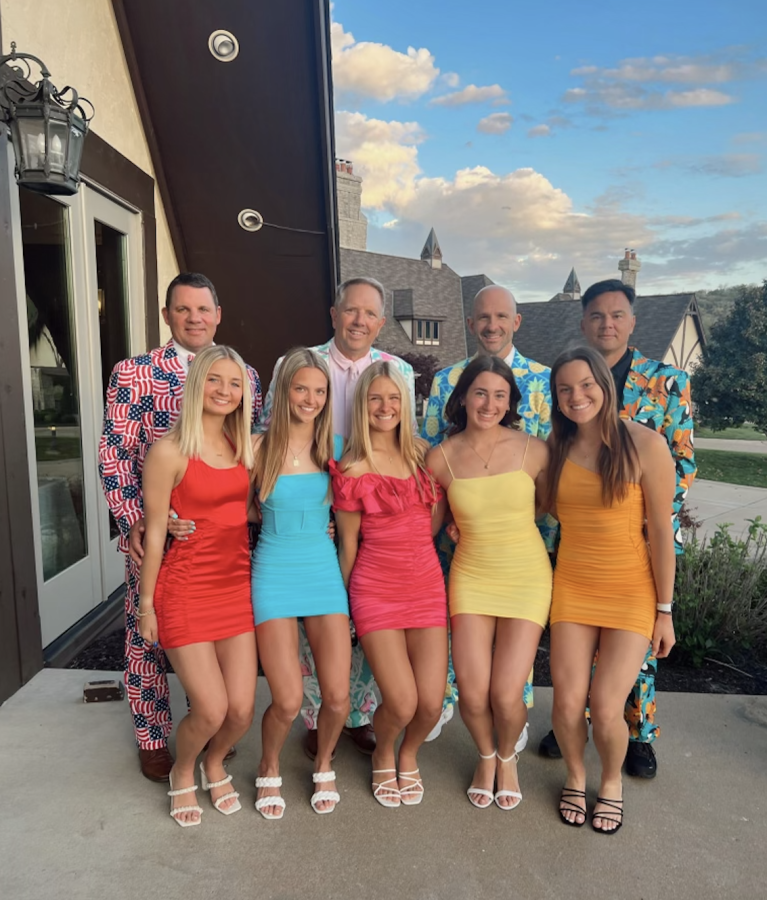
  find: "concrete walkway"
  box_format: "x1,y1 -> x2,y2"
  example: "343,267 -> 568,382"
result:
686,478 -> 767,542
696,437 -> 767,454
1,669 -> 765,900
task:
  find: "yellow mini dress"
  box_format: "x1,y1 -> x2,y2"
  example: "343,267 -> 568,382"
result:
441,441 -> 553,625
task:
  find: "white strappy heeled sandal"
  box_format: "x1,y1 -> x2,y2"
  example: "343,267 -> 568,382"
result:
399,769 -> 424,806
494,751 -> 522,810
372,768 -> 401,808
311,770 -> 340,815
255,775 -> 286,820
467,750 -> 496,809
168,771 -> 203,827
200,761 -> 241,815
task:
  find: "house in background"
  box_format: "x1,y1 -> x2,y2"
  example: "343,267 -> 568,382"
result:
513,251 -> 706,375
0,0 -> 338,704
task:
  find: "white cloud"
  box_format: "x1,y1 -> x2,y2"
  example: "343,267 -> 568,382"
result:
527,124 -> 552,138
330,19 -> 439,102
430,84 -> 509,106
442,72 -> 461,88
655,153 -> 762,177
477,112 -> 513,135
571,58 -> 738,84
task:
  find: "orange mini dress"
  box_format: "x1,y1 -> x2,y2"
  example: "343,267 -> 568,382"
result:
550,459 -> 657,641
154,457 -> 255,649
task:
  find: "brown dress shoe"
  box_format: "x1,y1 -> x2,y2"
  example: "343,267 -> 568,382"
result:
343,723 -> 376,755
303,728 -> 337,762
139,746 -> 174,782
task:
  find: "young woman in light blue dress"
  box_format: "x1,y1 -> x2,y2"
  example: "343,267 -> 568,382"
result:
250,347 -> 350,818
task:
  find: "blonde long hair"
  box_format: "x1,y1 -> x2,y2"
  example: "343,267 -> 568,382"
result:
255,347 -> 334,500
170,345 -> 254,469
344,361 -> 434,498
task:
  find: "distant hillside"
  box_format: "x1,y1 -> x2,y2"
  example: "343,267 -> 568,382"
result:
696,284 -> 761,334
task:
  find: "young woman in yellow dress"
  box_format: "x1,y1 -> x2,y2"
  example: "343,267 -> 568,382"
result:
546,346 -> 676,834
426,355 -> 552,810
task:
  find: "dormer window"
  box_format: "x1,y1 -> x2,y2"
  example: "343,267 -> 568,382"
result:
416,319 -> 440,346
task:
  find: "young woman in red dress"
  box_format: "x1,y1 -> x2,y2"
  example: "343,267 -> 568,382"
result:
333,361 -> 448,808
138,346 -> 257,827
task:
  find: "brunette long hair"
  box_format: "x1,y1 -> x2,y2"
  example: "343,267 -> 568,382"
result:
544,346 -> 638,508
254,347 -> 334,500
444,355 -> 522,435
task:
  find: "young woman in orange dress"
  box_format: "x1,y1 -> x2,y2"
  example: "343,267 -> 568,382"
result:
546,346 -> 676,834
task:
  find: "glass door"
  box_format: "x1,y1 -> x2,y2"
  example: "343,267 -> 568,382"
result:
16,189 -> 102,645
82,188 -> 144,595
12,178 -> 145,647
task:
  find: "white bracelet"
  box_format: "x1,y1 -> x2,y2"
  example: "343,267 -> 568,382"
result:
656,603 -> 673,613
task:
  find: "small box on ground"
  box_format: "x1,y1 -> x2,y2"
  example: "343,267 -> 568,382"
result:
83,679 -> 124,703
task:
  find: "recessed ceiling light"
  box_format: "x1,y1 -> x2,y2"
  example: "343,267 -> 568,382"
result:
238,209 -> 263,232
208,30 -> 239,62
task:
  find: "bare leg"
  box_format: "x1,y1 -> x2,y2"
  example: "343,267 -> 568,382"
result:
589,629 -> 652,832
451,614 -> 497,806
256,618 -> 303,817
304,614 -> 352,811
490,618 -> 543,808
550,622 -> 599,825
397,627 -> 449,799
199,631 -> 257,810
359,630 -> 418,805
165,642 -> 229,824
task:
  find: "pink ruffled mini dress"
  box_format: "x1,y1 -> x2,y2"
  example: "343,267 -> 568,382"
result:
330,461 -> 447,638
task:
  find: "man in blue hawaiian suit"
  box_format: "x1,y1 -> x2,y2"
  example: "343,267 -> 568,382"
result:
537,278 -> 696,778
257,276 -> 416,761
421,284 -> 554,741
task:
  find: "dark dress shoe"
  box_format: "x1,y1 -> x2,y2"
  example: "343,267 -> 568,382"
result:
202,742 -> 237,761
303,728 -> 337,762
538,729 -> 563,759
625,741 -> 657,778
139,746 -> 174,782
343,723 -> 376,755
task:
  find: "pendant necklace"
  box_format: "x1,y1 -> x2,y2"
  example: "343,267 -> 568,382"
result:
287,438 -> 313,468
464,433 -> 499,470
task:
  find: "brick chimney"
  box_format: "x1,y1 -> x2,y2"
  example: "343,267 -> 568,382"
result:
618,248 -> 641,289
335,158 -> 367,251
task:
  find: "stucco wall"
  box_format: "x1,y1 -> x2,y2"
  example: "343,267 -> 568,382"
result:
664,316 -> 703,375
2,0 -> 177,340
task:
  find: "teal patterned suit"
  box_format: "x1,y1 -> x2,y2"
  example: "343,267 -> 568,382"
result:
421,347 -> 554,713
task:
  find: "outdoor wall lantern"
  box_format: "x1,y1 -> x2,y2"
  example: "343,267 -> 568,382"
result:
0,42 -> 94,195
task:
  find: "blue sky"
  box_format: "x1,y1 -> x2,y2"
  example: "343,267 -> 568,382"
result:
331,0 -> 767,301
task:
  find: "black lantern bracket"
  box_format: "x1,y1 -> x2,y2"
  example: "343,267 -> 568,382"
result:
0,42 -> 95,195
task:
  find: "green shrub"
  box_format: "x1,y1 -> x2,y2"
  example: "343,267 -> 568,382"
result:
674,518 -> 767,667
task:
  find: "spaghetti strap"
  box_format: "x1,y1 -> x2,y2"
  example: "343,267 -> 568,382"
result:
520,433 -> 531,470
439,443 -> 456,480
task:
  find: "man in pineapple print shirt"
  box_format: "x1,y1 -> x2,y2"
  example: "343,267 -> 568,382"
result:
537,278 -> 696,779
421,285 -> 554,741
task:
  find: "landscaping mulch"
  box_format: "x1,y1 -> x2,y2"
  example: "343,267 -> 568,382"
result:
66,626 -> 767,696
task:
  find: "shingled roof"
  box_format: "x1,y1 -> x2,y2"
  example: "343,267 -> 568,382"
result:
340,246 -> 467,367
514,293 -> 704,368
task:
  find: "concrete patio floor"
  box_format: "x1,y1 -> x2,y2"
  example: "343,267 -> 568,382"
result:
1,669 -> 765,900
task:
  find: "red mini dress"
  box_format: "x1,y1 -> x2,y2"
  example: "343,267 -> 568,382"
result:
330,461 -> 447,637
154,457 -> 255,649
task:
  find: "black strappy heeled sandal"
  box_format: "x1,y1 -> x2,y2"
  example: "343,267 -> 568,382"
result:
559,787 -> 587,827
591,797 -> 624,835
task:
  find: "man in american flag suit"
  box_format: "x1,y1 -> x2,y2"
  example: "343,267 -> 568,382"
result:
99,272 -> 262,782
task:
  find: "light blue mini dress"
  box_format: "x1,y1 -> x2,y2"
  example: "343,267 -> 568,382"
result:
251,436 -> 348,625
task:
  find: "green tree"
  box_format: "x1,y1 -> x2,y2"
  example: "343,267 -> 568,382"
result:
693,281 -> 767,433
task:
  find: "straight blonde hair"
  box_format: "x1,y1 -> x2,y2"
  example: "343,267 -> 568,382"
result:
255,347 -> 334,500
344,361 -> 435,499
169,345 -> 254,470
